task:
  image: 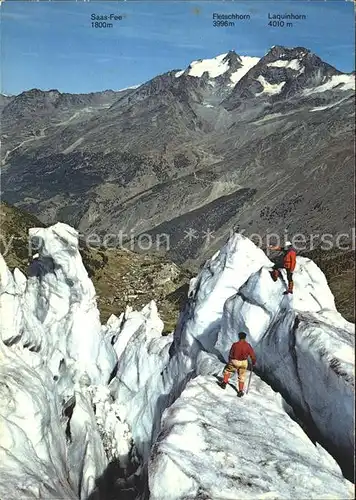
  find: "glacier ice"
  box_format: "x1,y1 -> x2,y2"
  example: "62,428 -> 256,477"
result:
149,376 -> 353,500
185,53 -> 230,79
107,300 -> 172,460
303,73 -> 355,94
229,56 -> 260,85
0,223 -> 132,499
0,225 -> 354,498
174,52 -> 260,86
0,342 -> 77,499
256,75 -> 286,95
215,258 -> 354,471
267,58 -> 302,71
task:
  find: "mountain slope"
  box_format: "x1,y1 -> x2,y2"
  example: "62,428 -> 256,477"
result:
0,202 -> 191,330
1,46 -> 354,274
222,45 -> 351,109
1,201 -> 354,323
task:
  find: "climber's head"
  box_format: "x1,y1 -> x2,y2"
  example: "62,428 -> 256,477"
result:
32,253 -> 39,260
284,241 -> 292,248
238,332 -> 247,340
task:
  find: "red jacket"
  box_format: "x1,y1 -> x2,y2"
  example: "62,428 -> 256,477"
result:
283,248 -> 296,271
274,246 -> 297,272
229,340 -> 256,365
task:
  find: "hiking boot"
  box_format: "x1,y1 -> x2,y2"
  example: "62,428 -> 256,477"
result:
283,290 -> 293,295
237,391 -> 244,397
219,382 -> 227,389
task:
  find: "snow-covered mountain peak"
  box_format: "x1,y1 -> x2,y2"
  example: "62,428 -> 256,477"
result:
229,55 -> 261,86
262,45 -> 354,86
173,45 -> 354,100
111,45 -> 353,114
175,50 -> 260,87
266,44 -> 311,60
175,47 -> 315,83
222,44 -> 355,109
259,46 -> 324,80
175,52 -> 230,79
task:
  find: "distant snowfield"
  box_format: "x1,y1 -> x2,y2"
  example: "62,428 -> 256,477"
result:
229,56 -> 260,86
256,75 -> 286,95
62,136 -> 84,154
0,224 -> 354,499
175,53 -> 260,87
186,53 -> 230,78
174,53 -> 230,79
304,74 -> 355,95
267,58 -> 302,71
253,110 -> 297,124
174,51 -> 354,101
310,96 -> 352,112
118,84 -> 140,92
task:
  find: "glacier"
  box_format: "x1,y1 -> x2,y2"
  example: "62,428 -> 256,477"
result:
0,224 -> 130,499
174,52 -> 260,87
303,73 -> 355,94
149,376 -> 354,500
0,223 -> 354,498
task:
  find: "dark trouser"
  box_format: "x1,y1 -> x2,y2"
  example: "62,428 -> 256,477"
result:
271,265 -> 294,292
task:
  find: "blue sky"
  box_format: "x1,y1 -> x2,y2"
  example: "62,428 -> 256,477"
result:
1,0 -> 355,95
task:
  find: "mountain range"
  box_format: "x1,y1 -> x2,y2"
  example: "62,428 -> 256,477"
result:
0,44 -> 355,497
1,45 -> 355,265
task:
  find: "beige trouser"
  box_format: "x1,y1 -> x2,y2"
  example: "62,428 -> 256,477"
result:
223,359 -> 248,385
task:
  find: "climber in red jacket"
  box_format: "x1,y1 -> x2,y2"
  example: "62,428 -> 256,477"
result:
219,332 -> 256,397
269,241 -> 297,294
